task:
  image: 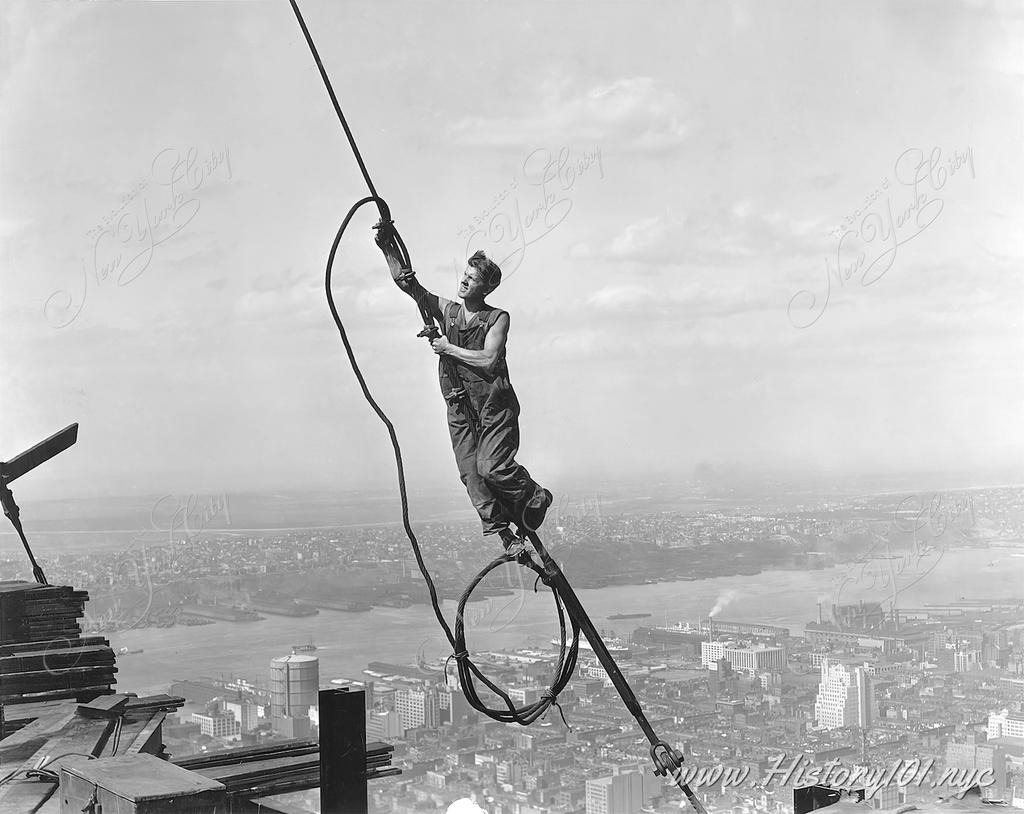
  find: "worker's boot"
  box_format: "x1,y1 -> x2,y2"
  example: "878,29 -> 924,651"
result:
521,487 -> 553,532
498,528 -> 521,552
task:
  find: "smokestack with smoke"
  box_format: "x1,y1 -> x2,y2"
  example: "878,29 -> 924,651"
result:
708,589 -> 737,619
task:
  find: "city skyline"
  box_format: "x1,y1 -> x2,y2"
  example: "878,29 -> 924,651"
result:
1,475 -> 1021,811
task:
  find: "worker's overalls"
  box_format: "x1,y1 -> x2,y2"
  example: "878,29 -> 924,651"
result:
439,301 -> 542,536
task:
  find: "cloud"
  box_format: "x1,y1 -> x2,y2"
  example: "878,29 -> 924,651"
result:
355,284 -> 419,315
608,217 -> 667,259
0,216 -> 35,248
235,267 -> 321,326
586,284 -> 656,309
571,203 -> 825,269
447,76 -> 690,153
583,282 -> 761,321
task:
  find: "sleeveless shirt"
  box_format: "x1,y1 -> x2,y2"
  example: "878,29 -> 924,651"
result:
438,301 -> 519,418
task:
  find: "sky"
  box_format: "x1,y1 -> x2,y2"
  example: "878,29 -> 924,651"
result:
1,0 -> 1022,503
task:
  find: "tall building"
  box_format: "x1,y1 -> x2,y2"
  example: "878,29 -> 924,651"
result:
373,684 -> 396,710
616,763 -> 665,806
496,759 -> 523,786
366,709 -> 404,740
269,654 -> 319,737
222,699 -> 259,733
509,686 -> 541,706
989,710 -> 1024,740
814,659 -> 874,730
701,641 -> 785,673
954,648 -> 982,673
395,686 -> 439,730
586,771 -> 644,814
439,686 -> 476,727
191,708 -> 241,739
722,644 -> 786,674
701,641 -> 725,668
928,629 -> 951,659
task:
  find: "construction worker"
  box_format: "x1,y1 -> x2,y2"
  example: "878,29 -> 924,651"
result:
375,223 -> 553,549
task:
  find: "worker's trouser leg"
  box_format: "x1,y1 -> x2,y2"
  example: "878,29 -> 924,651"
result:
447,402 -> 540,536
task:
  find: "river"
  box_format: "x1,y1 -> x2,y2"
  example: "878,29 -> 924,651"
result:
109,547 -> 1023,695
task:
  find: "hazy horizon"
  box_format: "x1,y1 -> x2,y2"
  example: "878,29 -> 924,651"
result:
2,1 -> 1021,502
1,437 -> 1022,507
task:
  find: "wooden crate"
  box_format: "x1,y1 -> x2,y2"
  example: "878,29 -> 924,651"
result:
59,754 -> 226,814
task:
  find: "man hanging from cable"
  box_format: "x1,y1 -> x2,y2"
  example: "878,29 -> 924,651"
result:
374,222 -> 553,551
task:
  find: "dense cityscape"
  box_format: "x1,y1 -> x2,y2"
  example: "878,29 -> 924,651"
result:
2,485 -> 1021,813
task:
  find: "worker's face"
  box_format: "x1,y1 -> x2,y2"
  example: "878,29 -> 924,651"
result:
457,266 -> 489,300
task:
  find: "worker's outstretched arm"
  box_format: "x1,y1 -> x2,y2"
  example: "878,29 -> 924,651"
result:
374,221 -> 438,318
432,312 -> 509,375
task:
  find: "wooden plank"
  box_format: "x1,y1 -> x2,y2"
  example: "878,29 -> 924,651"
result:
0,699 -> 67,724
0,777 -> 59,814
21,596 -> 86,608
1,646 -> 115,673
78,694 -> 129,719
20,622 -> 82,632
172,740 -> 319,769
1,665 -> 117,696
0,642 -> 111,659
0,703 -> 78,765
124,694 -> 185,715
0,584 -> 83,598
189,762 -> 322,798
33,793 -> 62,814
0,581 -> 34,591
101,712 -> 162,756
0,713 -> 111,813
0,636 -> 109,657
20,712 -> 113,768
0,590 -> 28,643
1,663 -> 116,683
121,712 -> 165,756
9,630 -> 84,645
189,753 -> 319,784
173,738 -> 391,767
3,685 -> 117,706
61,754 -> 225,800
169,736 -> 397,801
232,772 -> 320,799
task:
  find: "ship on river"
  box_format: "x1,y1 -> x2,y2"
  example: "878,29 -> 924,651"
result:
551,636 -> 632,659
